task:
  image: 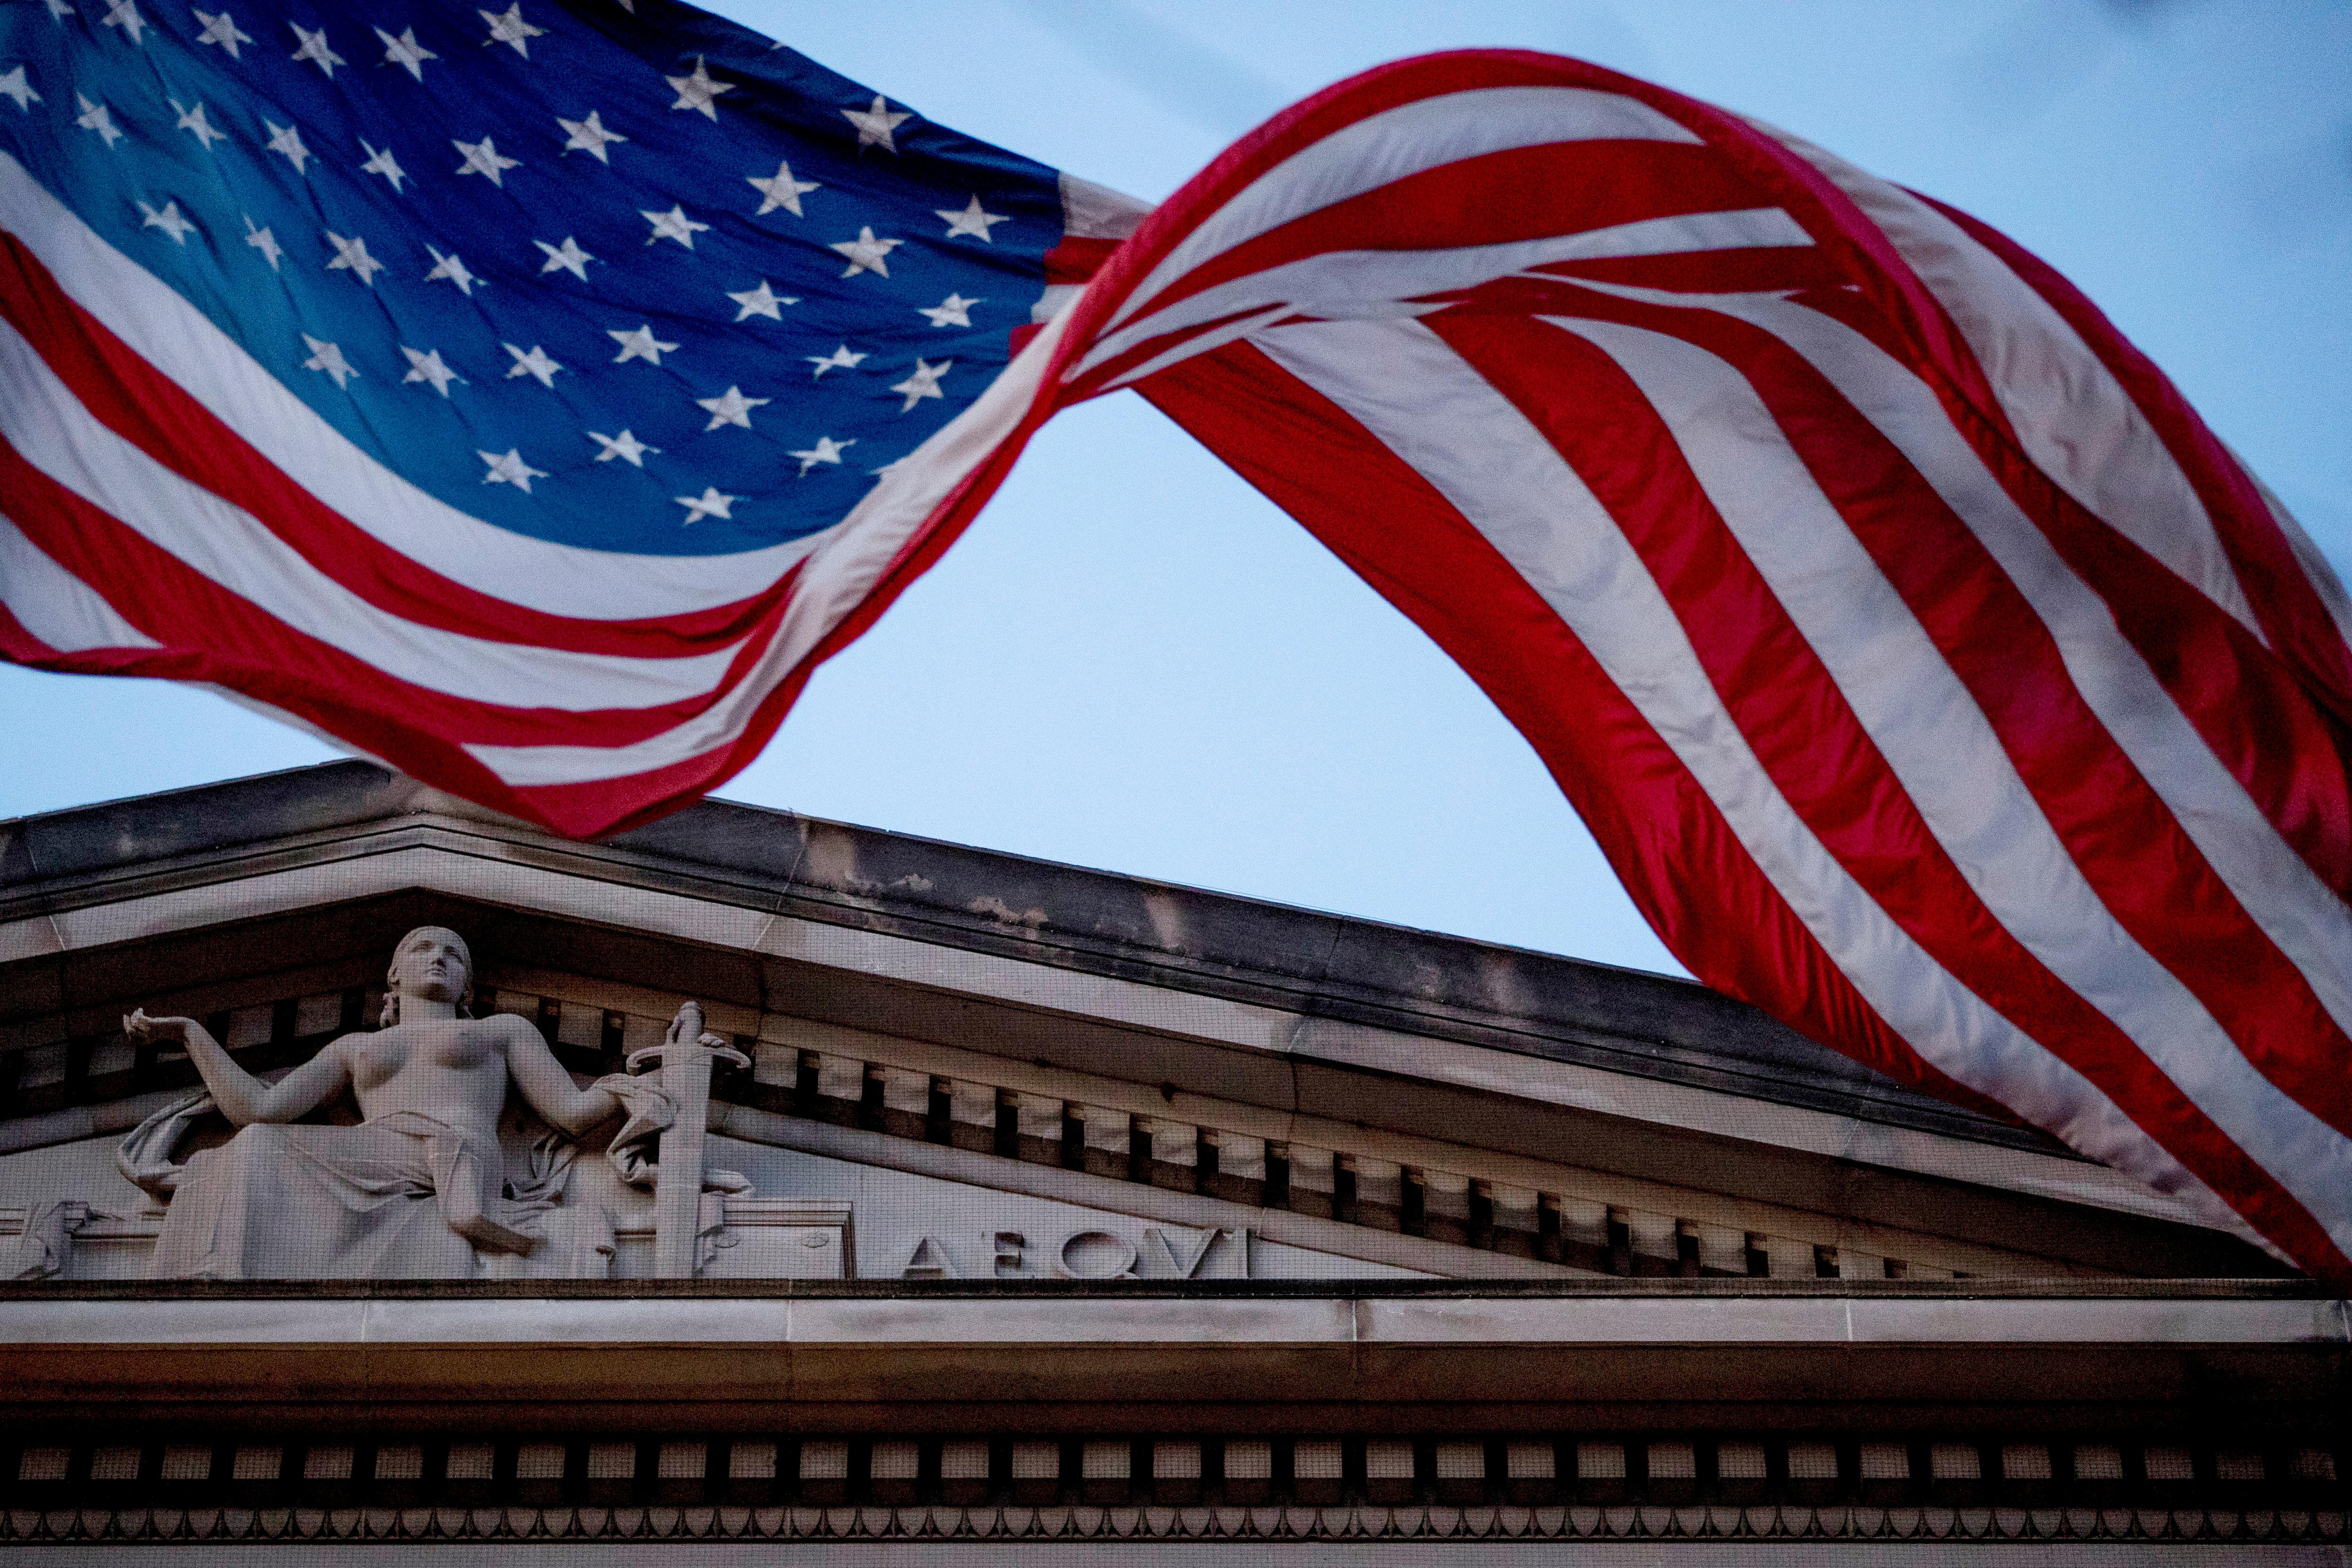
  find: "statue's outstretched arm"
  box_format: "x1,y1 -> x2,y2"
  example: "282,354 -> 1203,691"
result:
504,1014 -> 624,1137
123,1009 -> 351,1127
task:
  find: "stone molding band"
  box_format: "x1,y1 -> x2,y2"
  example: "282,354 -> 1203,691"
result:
0,1501 -> 2344,1549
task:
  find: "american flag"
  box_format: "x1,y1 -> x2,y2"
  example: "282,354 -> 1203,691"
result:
1074,53 -> 2352,1283
7,17 -> 2352,1285
0,0 -> 1142,831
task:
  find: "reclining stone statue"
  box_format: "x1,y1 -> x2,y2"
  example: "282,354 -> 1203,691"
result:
118,925 -> 737,1280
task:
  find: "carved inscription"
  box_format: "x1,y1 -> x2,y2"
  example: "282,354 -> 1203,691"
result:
901,1226 -> 1252,1280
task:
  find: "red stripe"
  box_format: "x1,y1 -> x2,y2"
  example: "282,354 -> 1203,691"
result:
0,433 -> 793,751
1134,334 -> 2338,1279
1044,234 -> 1119,286
0,232 -> 785,659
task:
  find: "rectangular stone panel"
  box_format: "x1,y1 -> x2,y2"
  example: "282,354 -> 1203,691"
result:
1292,1438 -> 1342,1507
1151,1440 -> 1200,1505
1224,1438 -> 1271,1505
303,1446 -> 354,1482
2072,1445 -> 2123,1481
1365,1438 -> 1415,1504
90,1447 -> 141,1483
871,1439 -> 920,1504
517,1443 -> 566,1481
373,1446 -> 423,1481
445,1443 -> 494,1481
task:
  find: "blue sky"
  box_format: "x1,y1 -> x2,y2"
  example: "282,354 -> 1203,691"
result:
3,0 -> 2345,979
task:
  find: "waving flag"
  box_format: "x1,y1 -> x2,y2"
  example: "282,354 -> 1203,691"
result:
0,0 -> 1144,828
1068,53 -> 2352,1284
6,14 -> 2352,1284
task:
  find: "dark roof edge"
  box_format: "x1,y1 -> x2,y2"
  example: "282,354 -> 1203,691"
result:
0,761 -> 2065,1157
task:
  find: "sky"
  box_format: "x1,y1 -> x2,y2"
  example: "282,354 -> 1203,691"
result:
3,0 -> 2346,980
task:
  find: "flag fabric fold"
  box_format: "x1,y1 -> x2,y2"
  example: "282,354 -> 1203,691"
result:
6,10 -> 2351,1281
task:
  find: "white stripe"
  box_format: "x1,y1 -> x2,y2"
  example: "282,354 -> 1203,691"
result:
0,151 -> 828,622
1546,311 -> 2352,1245
1030,281 -> 1084,326
1074,207 -> 1811,389
1753,127 -> 2266,644
1247,311 -> 2273,1254
1057,171 -> 1152,241
1108,86 -> 1699,338
463,297 -> 1083,786
0,510 -> 157,652
0,316 -> 746,713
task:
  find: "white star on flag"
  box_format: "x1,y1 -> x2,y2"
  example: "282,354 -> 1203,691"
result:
589,430 -> 657,466
302,334 -> 357,388
696,385 -> 769,431
193,8 -> 252,57
534,236 -> 594,280
936,194 -> 1006,242
359,141 -> 407,192
558,110 -> 626,163
325,231 -> 385,286
675,486 -> 739,524
101,0 -> 145,45
0,68 -> 39,113
890,358 -> 950,411
608,324 -> 679,366
829,226 -> 900,278
841,95 -> 909,152
666,56 -> 733,119
478,448 -> 546,493
641,205 -> 709,249
480,3 -> 544,57
727,280 -> 797,321
502,343 -> 563,387
42,0 -> 72,20
288,22 -> 344,77
400,346 -> 464,396
454,136 -> 520,186
789,435 -> 853,475
172,99 -> 225,150
75,95 -> 122,149
243,216 -> 282,270
375,26 -> 437,80
137,199 -> 195,244
263,120 -> 310,173
746,159 -> 818,216
917,293 -> 981,328
425,245 -> 478,294
805,344 -> 866,378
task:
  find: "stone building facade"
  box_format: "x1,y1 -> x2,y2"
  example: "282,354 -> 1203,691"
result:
0,762 -> 2339,1560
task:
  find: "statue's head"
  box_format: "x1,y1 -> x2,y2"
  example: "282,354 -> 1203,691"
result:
380,925 -> 474,1026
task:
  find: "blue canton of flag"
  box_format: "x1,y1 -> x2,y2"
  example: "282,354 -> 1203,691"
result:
1,0 -> 1063,552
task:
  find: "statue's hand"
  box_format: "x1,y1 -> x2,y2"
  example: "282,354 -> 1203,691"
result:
664,1000 -> 705,1050
122,1009 -> 192,1045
